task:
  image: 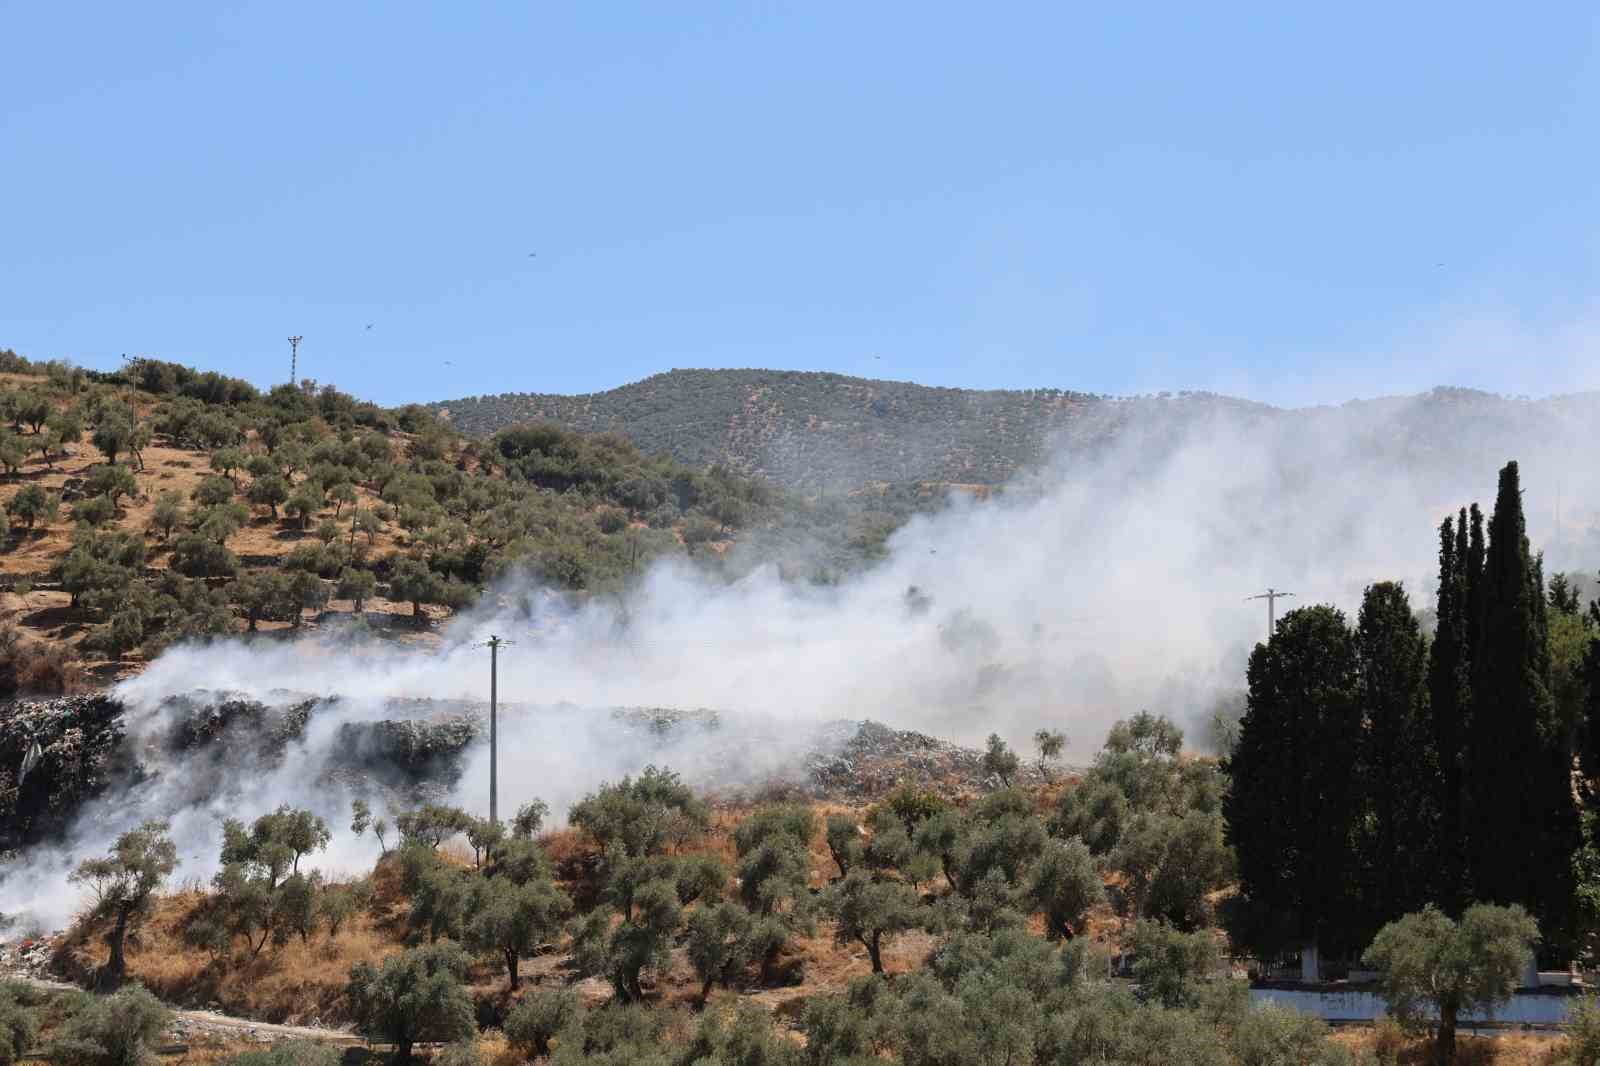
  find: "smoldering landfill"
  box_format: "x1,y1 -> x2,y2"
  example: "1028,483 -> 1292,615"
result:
0,684 -> 1048,928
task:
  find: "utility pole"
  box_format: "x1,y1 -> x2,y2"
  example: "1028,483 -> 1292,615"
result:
1247,588 -> 1296,639
287,335 -> 303,387
481,634 -> 514,824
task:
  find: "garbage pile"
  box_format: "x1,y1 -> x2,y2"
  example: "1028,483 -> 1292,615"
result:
804,720 -> 1051,799
0,932 -> 61,980
0,695 -> 127,850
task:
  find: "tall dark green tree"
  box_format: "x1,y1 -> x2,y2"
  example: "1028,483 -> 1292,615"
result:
1582,580 -> 1600,787
1465,503 -> 1486,658
1465,461 -> 1578,949
1224,605 -> 1364,973
1427,512 -> 1472,914
1355,581 -> 1436,939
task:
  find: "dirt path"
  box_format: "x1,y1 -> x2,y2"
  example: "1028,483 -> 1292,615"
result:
6,975 -> 362,1045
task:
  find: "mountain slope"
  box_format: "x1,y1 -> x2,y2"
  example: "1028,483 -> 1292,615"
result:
431,369 -> 1281,490
431,369 -> 1600,493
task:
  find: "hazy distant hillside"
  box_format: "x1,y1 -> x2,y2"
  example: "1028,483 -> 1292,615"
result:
429,369 -> 1271,490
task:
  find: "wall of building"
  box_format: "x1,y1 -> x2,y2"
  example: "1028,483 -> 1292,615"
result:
1249,987 -> 1577,1026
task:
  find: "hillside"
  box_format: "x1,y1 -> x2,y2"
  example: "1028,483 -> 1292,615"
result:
430,369 -> 1600,495
429,370 -> 1135,489
0,350 -> 782,685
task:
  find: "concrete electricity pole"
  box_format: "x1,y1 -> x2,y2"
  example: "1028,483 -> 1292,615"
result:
288,335 -> 303,386
1247,588 -> 1296,639
481,634 -> 514,824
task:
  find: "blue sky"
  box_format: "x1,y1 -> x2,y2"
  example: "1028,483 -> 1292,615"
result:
3,3 -> 1598,406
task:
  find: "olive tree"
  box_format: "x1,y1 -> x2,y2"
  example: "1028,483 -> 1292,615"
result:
825,870 -> 922,975
825,813 -> 864,878
1034,728 -> 1066,780
68,822 -> 177,988
462,873 -> 571,988
982,734 -> 1020,787
1361,903 -> 1538,1066
346,943 -> 476,1064
569,765 -> 710,858
1029,837 -> 1104,940
687,901 -> 754,1001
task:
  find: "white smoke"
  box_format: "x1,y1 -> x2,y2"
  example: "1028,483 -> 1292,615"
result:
4,389 -> 1599,929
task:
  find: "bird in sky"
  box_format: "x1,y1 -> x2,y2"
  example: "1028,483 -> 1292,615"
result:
365,324 -> 373,330
527,253 -> 537,258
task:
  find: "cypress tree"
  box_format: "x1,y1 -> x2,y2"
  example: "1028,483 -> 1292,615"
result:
1465,503 -> 1486,667
1427,513 -> 1470,914
1355,581 -> 1435,939
1465,461 -> 1578,948
1224,605 -> 1363,970
1582,585 -> 1600,786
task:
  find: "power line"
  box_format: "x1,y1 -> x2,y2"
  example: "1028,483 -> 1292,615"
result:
1246,588 -> 1296,639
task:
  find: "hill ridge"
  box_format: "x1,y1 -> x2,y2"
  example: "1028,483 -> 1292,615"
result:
428,369 -> 1591,491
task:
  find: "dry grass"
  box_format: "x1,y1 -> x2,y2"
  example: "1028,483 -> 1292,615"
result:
56,889 -> 404,1025
1333,1024 -> 1569,1065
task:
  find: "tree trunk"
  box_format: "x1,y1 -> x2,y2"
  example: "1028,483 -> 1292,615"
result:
1300,938 -> 1319,983
396,1037 -> 413,1065
867,932 -> 883,974
103,906 -> 131,989
506,948 -> 520,990
1436,1003 -> 1457,1066
701,975 -> 715,1003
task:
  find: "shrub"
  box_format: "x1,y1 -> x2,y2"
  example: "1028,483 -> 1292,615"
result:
1231,1002 -> 1349,1066
49,983 -> 170,1066
504,987 -> 580,1059
1128,920 -> 1220,1009
0,984 -> 39,1066
1563,995 -> 1600,1066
